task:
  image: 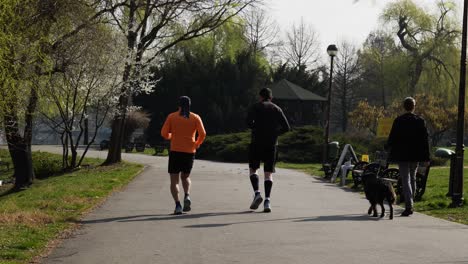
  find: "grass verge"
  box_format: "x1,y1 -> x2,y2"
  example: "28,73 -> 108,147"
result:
122,148 -> 169,157
0,150 -> 144,264
277,163 -> 468,225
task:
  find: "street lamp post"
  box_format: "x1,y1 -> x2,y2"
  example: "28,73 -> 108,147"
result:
451,0 -> 468,207
323,44 -> 338,163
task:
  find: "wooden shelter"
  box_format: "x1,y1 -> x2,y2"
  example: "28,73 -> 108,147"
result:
271,79 -> 326,126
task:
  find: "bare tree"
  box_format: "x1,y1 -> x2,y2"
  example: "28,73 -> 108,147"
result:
282,18 -> 320,69
332,41 -> 361,132
243,7 -> 280,55
104,0 -> 260,164
41,26 -> 123,170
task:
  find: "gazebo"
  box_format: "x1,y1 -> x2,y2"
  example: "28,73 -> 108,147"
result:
271,79 -> 326,126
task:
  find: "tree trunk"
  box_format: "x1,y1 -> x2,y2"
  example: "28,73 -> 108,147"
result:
380,56 -> 386,109
104,0 -> 137,165
105,114 -> 127,164
3,85 -> 38,189
4,114 -> 34,189
409,59 -> 424,96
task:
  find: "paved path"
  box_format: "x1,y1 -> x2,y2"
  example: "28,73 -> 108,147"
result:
36,146 -> 468,264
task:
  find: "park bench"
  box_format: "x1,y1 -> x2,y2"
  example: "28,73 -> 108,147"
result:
322,141 -> 340,179
379,162 -> 431,203
351,151 -> 389,188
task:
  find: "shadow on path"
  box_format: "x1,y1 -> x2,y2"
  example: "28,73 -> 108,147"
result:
183,213 -> 382,229
295,214 -> 380,222
81,211 -> 255,224
81,211 -> 383,227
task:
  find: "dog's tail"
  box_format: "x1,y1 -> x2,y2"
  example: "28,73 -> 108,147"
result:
387,184 -> 397,205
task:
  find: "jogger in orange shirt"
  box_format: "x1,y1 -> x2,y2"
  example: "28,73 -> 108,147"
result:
161,96 -> 206,215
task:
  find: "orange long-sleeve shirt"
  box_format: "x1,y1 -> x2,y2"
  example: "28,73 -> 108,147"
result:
161,111 -> 206,153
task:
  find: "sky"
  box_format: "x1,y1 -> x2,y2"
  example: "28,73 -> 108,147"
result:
267,0 -> 461,55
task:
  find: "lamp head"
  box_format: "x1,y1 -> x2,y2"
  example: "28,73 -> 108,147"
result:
327,44 -> 338,57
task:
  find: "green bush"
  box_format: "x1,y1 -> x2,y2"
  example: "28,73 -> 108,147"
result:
198,126 -> 324,163
198,127 -> 447,165
0,150 -> 64,181
330,133 -> 388,160
278,126 -> 323,163
32,151 -> 64,179
197,132 -> 250,162
431,157 -> 449,166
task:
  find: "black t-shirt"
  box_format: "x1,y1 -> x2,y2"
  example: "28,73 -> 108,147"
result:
246,101 -> 291,146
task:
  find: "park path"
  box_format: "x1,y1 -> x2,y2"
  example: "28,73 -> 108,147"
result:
35,146 -> 468,264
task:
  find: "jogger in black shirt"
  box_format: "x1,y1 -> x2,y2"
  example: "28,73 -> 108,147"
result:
246,88 -> 290,212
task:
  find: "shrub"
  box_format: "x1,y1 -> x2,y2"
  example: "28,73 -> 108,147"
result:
198,126 -> 324,163
198,127 -> 449,166
197,132 -> 250,162
278,126 -> 323,163
32,151 -> 64,179
431,157 -> 449,167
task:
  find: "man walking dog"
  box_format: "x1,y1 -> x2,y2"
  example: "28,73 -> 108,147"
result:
161,96 -> 206,215
246,88 -> 290,212
386,97 -> 430,216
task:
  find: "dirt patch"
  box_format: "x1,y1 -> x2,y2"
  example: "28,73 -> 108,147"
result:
0,211 -> 54,227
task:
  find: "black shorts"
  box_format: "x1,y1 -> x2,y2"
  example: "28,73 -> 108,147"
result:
248,144 -> 277,173
168,151 -> 195,174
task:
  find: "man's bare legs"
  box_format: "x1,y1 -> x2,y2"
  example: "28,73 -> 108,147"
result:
181,173 -> 192,212
170,173 -> 181,202
171,173 -> 192,213
170,173 -> 183,214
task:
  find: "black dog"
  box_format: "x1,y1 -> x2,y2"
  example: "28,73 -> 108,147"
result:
361,172 -> 396,219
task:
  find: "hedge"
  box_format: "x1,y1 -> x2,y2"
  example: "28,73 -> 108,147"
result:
196,127 -> 449,166
197,126 -> 325,163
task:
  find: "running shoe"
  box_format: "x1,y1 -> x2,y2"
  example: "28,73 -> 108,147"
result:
183,197 -> 191,212
263,199 -> 271,213
174,204 -> 183,215
250,193 -> 263,210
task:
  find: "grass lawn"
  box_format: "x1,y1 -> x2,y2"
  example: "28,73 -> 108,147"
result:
0,150 -> 144,264
123,147 -> 169,157
277,162 -> 468,225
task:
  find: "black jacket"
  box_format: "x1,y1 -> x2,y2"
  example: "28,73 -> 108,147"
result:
246,101 -> 291,146
386,112 -> 430,162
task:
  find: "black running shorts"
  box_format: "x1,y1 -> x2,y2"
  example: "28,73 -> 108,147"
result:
248,144 -> 277,173
168,151 -> 195,174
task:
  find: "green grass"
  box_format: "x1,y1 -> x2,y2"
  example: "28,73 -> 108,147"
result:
123,148 -> 169,157
276,162 -> 323,176
278,162 -> 468,225
0,150 -> 13,182
0,150 -> 143,264
413,167 -> 468,225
